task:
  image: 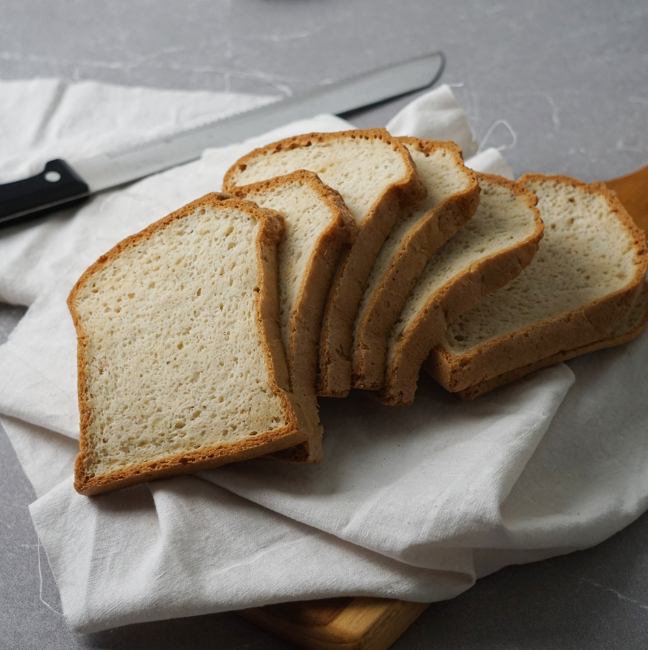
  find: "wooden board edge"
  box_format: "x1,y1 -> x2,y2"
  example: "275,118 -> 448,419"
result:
338,598 -> 429,650
239,597 -> 429,650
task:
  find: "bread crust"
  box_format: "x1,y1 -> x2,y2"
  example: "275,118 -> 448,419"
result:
426,174 -> 648,393
231,171 -> 355,462
223,129 -> 427,398
352,138 -> 480,390
377,174 -> 543,406
458,281 -> 648,400
69,193 -> 307,495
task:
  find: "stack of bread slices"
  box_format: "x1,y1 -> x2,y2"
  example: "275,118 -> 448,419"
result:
68,128 -> 648,495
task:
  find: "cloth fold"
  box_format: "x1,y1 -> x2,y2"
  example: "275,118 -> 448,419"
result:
31,476 -> 476,633
1,78 -> 647,633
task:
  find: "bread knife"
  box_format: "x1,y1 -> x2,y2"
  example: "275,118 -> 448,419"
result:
0,51 -> 444,228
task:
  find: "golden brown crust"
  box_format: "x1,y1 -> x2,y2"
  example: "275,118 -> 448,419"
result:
458,282 -> 648,400
222,128 -> 427,398
231,171 -> 355,463
376,174 -> 543,406
352,138 -> 480,390
73,426 -> 307,496
68,193 -> 307,495
426,174 -> 648,393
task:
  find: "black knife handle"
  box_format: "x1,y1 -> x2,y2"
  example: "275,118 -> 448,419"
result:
0,159 -> 90,228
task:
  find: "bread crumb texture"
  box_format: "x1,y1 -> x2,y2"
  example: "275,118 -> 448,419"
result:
443,177 -> 642,353
73,204 -> 286,478
227,133 -> 408,225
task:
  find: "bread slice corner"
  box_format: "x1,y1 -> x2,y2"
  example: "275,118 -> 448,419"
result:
69,193 -> 307,495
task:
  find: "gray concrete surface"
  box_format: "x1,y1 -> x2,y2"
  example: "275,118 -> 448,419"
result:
1,0 -> 647,648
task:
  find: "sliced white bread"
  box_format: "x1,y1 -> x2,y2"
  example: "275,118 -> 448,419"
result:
458,281 -> 648,400
68,193 -> 308,495
223,129 -> 427,397
230,171 -> 355,462
352,138 -> 480,390
378,174 -> 543,406
425,175 -> 648,393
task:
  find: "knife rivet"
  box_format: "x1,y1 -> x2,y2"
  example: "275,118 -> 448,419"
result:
45,171 -> 61,183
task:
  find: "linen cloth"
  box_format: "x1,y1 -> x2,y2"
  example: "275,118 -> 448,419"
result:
1,79 -> 647,633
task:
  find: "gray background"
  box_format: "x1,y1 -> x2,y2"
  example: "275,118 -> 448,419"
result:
1,0 -> 647,648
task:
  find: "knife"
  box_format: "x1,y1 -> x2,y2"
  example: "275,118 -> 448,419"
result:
0,51 -> 444,228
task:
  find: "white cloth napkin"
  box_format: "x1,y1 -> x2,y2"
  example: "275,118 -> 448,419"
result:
1,79 -> 647,634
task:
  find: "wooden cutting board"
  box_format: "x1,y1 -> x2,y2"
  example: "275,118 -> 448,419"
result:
239,165 -> 648,650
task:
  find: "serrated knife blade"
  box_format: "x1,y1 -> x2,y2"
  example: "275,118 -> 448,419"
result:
0,51 -> 444,227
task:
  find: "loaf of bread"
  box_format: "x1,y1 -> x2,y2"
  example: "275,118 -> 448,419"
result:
68,194 -> 309,495
425,175 -> 648,393
230,171 -> 355,462
457,281 -> 648,400
378,174 -> 544,405
223,129 -> 427,397
351,138 -> 480,391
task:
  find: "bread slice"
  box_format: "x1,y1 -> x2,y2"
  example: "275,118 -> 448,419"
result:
223,129 -> 427,397
378,174 -> 543,406
68,193 -> 308,495
230,171 -> 355,462
425,175 -> 648,393
458,281 -> 648,400
351,138 -> 480,390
